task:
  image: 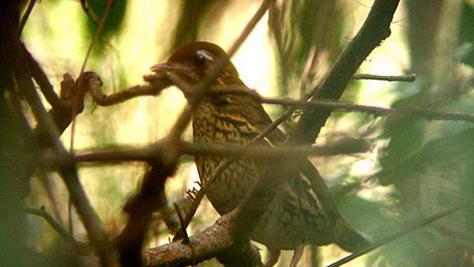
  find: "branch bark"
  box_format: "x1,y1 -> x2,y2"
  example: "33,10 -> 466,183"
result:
64,139 -> 368,164
289,0 -> 401,144
14,41 -> 117,267
144,213 -> 261,267
116,161 -> 175,267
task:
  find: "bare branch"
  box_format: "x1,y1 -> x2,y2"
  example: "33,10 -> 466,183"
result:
352,73 -> 416,82
22,44 -> 65,113
82,71 -> 417,109
145,213 -> 262,267
80,0 -> 100,26
260,97 -> 474,123
290,0 -> 401,144
210,85 -> 474,123
326,206 -> 462,267
116,162 -> 175,267
24,207 -> 88,252
66,140 -> 366,164
18,0 -> 36,34
173,203 -> 190,244
86,72 -> 168,106
79,0 -> 114,74
14,41 -> 116,267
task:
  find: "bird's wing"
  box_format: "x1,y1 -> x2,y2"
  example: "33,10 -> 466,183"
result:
250,106 -> 370,251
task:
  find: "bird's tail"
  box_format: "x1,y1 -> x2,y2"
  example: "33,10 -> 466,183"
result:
334,220 -> 371,252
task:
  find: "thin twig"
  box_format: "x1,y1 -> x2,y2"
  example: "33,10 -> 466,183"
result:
80,0 -> 101,26
84,72 -> 416,107
89,83 -> 167,106
174,203 -> 190,244
37,173 -> 65,225
79,0 -> 114,74
72,0 -> 114,153
58,86 -> 474,164
208,85 -> 474,123
18,0 -> 36,34
260,97 -> 474,123
24,207 -> 87,251
326,206 -> 463,267
67,140 -> 365,164
352,73 -> 416,82
208,85 -> 474,122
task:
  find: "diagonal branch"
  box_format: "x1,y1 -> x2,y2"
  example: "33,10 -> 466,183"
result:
18,0 -> 36,34
22,44 -> 64,111
326,206 -> 463,267
13,38 -> 116,267
289,0 -> 401,144
24,207 -> 88,252
79,0 -> 114,74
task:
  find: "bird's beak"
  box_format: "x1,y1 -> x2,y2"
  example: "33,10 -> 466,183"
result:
150,62 -> 190,74
149,62 -> 195,97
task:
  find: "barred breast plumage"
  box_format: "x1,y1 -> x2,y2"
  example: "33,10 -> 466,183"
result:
152,41 -> 370,254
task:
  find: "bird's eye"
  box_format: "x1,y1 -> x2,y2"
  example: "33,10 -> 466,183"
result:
214,95 -> 232,107
195,50 -> 214,67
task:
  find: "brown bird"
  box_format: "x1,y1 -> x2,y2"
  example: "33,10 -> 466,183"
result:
151,41 -> 369,265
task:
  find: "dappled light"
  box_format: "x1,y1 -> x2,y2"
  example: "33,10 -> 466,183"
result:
1,0 -> 473,267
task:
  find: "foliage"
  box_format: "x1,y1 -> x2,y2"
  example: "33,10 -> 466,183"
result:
2,0 -> 473,266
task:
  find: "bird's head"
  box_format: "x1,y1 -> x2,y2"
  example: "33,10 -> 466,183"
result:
150,42 -> 265,126
150,41 -> 243,95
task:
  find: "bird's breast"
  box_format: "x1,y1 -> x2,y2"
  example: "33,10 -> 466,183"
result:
192,103 -> 258,144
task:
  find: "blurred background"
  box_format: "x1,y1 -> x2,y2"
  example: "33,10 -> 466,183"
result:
12,0 -> 474,266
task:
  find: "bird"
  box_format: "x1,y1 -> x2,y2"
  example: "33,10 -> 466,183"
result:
151,41 -> 370,265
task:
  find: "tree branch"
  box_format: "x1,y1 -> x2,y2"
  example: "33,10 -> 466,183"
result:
289,0 -> 401,144
207,85 -> 474,123
64,140 -> 367,164
352,73 -> 416,82
84,71 -> 416,109
24,207 -> 88,252
22,44 -> 64,111
14,38 -> 116,267
326,206 -> 462,267
144,213 -> 262,267
18,0 -> 36,34
116,161 -> 175,267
